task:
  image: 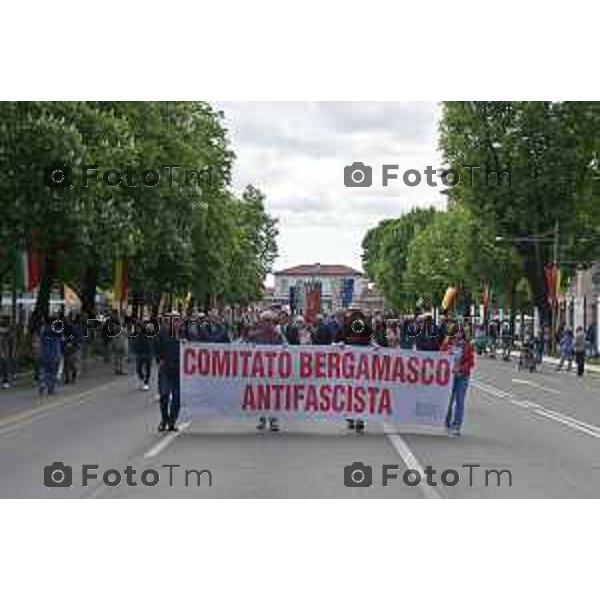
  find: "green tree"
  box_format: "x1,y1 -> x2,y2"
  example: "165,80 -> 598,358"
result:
361,207 -> 436,310
404,206 -> 521,311
440,101 -> 600,321
0,102 -> 278,317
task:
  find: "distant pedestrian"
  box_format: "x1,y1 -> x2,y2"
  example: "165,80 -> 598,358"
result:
39,315 -> 62,396
63,314 -> 83,384
198,311 -> 231,344
0,317 -> 12,389
385,320 -> 399,348
132,318 -> 156,391
399,318 -> 415,350
574,326 -> 586,377
373,313 -> 388,347
415,314 -> 442,352
297,317 -> 313,345
586,323 -> 597,358
312,314 -> 333,345
283,316 -> 300,345
556,328 -> 574,372
110,316 -> 128,375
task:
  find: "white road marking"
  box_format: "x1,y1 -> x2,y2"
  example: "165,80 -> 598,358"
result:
472,380 -> 513,398
143,422 -> 190,458
0,379 -> 124,436
383,424 -> 443,499
511,378 -> 561,395
474,374 -> 600,441
533,409 -> 600,438
509,399 -> 542,409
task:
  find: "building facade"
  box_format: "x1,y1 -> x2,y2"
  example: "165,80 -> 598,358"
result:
273,264 -> 367,313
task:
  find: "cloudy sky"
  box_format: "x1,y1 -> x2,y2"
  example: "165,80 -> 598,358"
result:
214,102 -> 447,275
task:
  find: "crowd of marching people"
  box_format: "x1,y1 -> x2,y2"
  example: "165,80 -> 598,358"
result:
472,316 -> 596,377
2,302 -> 596,438
0,312 -> 86,397
154,307 -> 476,436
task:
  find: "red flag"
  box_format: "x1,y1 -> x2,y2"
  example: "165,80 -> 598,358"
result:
114,259 -> 129,304
544,264 -> 559,306
481,284 -> 490,309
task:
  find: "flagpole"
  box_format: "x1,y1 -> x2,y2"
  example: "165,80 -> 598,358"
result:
552,220 -> 559,354
11,270 -> 17,326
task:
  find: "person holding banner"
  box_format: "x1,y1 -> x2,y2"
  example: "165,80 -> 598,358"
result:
156,314 -> 183,432
442,328 -> 474,437
343,309 -> 373,433
247,310 -> 284,432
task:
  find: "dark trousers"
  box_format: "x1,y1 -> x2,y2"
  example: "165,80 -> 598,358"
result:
159,367 -> 180,426
40,357 -> 60,393
575,351 -> 585,376
0,356 -> 11,384
136,355 -> 152,384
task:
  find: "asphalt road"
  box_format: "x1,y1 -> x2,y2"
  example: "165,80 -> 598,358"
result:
1,355 -> 599,498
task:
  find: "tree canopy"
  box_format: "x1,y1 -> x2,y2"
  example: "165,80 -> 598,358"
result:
440,101 -> 600,318
0,101 -> 278,315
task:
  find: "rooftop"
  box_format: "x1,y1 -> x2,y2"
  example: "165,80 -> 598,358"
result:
274,263 -> 363,277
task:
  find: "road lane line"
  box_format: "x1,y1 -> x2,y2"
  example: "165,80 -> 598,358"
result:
475,372 -> 600,439
143,422 -> 191,459
472,381 -> 513,398
383,424 -> 443,499
534,408 -> 600,435
511,378 -> 561,395
0,380 -> 124,436
509,399 -> 542,409
534,409 -> 600,439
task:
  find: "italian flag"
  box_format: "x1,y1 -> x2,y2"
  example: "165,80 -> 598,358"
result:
15,248 -> 41,293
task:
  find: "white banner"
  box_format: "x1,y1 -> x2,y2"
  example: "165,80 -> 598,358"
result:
181,343 -> 454,426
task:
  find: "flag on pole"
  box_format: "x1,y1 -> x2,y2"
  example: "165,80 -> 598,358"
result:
481,284 -> 490,310
304,281 -> 322,324
114,259 -> 128,304
441,286 -> 458,311
544,264 -> 561,306
14,246 -> 41,292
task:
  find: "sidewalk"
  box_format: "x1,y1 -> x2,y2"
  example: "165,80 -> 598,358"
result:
0,359 -> 128,423
542,355 -> 600,374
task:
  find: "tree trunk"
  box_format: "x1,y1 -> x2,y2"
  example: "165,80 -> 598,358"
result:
81,265 -> 98,317
33,255 -> 55,321
523,249 -> 551,325
509,280 -> 517,337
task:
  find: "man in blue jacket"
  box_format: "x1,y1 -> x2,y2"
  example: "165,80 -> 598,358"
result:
40,314 -> 62,396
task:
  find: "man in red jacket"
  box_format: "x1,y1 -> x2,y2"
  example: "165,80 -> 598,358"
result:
443,328 -> 475,437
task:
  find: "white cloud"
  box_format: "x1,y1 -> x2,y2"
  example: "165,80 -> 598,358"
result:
214,101 -> 445,272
